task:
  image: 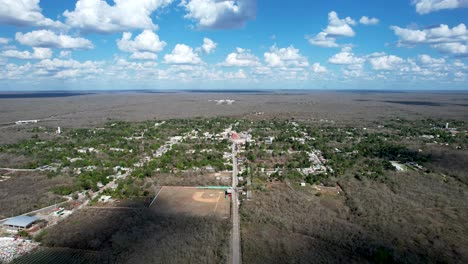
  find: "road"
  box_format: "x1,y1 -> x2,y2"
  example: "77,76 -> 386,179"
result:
0,168 -> 37,172
231,142 -> 241,264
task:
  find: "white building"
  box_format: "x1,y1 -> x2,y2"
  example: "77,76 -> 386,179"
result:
15,120 -> 38,125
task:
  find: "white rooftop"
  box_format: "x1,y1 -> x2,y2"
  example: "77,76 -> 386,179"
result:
3,216 -> 39,227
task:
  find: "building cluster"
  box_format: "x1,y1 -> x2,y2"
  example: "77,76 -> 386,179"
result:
76,147 -> 99,154
151,134 -> 185,160
298,150 -> 330,175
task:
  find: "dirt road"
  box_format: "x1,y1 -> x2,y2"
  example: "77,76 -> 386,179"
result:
231,142 -> 241,264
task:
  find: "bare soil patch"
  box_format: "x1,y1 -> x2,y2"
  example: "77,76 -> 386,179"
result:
150,187 -> 230,219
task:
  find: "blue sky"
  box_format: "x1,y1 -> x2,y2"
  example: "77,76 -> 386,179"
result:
0,0 -> 467,90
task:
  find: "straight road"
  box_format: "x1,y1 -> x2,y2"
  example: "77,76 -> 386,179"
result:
231,142 -> 241,264
0,168 -> 37,172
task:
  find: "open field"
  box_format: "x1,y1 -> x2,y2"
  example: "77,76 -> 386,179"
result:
150,187 -> 230,219
1,91 -> 467,144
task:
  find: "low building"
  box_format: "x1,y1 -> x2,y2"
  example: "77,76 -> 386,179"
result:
15,120 -> 38,125
2,216 -> 39,231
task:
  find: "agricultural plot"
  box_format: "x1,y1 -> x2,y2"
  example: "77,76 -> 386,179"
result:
150,187 -> 230,219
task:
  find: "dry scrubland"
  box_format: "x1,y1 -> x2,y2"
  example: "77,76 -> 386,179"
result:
0,170 -> 70,218
242,174 -> 468,264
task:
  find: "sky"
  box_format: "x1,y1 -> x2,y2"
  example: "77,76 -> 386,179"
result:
0,0 -> 467,91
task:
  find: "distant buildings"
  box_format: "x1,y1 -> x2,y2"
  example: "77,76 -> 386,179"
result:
77,147 -> 99,154
209,99 -> 236,105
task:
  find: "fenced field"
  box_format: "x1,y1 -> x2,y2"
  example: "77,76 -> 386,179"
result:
150,187 -> 230,219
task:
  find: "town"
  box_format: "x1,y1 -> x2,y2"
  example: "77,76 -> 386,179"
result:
0,116 -> 466,263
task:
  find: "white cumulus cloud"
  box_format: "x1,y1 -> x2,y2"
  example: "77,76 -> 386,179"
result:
63,0 -> 174,33
433,42 -> 468,55
418,54 -> 446,65
0,62 -> 32,80
180,0 -> 256,29
311,63 -> 327,73
360,16 -> 379,25
130,52 -> 158,60
307,11 -> 356,48
34,58 -> 103,79
164,44 -> 203,65
0,0 -> 65,28
35,58 -> 101,71
198,38 -> 217,54
306,32 -> 339,48
59,50 -> 71,58
221,47 -> 260,67
391,23 -> 468,55
369,54 -> 405,70
264,45 -> 309,68
117,30 -> 166,53
328,48 -> 365,65
224,69 -> 247,79
391,24 -> 467,45
412,0 -> 468,14
15,30 -> 94,49
325,11 -> 356,37
1,47 -> 52,60
0,37 -> 10,45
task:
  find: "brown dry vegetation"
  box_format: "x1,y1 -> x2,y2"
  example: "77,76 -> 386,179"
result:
0,153 -> 33,168
0,171 -> 71,218
425,147 -> 468,184
241,172 -> 468,264
39,208 -> 230,263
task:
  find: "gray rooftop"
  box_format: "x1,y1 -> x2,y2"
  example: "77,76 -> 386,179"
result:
3,215 -> 39,227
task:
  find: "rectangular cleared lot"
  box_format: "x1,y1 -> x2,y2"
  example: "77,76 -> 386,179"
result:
150,187 -> 230,219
